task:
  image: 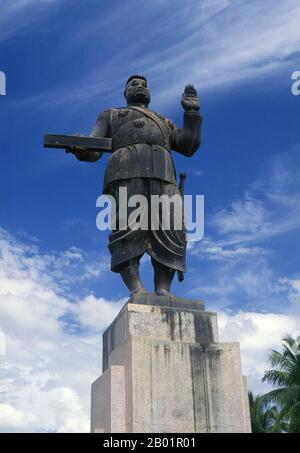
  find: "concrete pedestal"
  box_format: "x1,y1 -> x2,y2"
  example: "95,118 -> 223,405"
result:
91,294 -> 251,433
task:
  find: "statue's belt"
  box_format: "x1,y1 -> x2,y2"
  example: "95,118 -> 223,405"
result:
112,140 -> 170,152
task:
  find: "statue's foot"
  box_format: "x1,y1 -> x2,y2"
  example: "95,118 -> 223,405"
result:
131,286 -> 148,298
155,289 -> 172,297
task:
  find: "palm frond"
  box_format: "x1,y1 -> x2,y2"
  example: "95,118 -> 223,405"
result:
268,350 -> 295,372
261,388 -> 285,404
262,369 -> 289,387
260,335 -> 300,432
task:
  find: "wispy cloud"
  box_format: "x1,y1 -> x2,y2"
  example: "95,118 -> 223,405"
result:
7,0 -> 300,110
198,242 -> 267,261
0,0 -> 60,43
209,150 -> 300,245
189,150 -> 300,313
188,253 -> 300,315
137,0 -> 300,102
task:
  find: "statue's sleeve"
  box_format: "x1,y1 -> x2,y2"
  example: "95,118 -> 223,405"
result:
170,111 -> 202,157
79,109 -> 111,162
90,109 -> 111,139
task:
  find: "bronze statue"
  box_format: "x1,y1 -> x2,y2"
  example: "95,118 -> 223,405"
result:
45,75 -> 202,297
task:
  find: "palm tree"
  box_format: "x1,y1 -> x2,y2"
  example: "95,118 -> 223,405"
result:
262,335 -> 300,433
248,391 -> 286,432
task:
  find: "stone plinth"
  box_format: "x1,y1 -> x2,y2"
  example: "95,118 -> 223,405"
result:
91,295 -> 251,433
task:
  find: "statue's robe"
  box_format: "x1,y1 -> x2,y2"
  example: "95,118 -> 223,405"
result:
90,106 -> 202,274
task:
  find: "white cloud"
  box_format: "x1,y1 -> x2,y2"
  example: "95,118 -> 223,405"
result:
76,295 -> 124,332
219,311 -> 300,394
0,404 -> 37,428
0,226 -> 299,430
0,228 -> 123,432
211,196 -> 267,236
195,241 -> 267,261
192,169 -> 203,177
290,279 -> 300,292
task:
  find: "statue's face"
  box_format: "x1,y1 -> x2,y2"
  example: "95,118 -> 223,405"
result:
125,78 -> 151,106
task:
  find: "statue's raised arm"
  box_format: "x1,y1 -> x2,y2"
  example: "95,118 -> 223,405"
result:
171,84 -> 202,157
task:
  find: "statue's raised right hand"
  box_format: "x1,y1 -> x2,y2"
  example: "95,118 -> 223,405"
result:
181,84 -> 200,112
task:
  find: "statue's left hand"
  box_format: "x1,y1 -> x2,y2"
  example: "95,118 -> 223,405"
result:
181,84 -> 200,111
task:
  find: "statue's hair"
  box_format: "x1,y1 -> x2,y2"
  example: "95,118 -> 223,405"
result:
125,74 -> 147,86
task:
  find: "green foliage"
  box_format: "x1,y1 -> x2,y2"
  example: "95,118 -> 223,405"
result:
248,391 -> 287,432
262,336 -> 300,433
249,335 -> 300,433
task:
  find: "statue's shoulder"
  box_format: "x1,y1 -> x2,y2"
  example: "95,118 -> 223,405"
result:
96,108 -> 131,126
96,108 -> 112,122
110,107 -> 132,119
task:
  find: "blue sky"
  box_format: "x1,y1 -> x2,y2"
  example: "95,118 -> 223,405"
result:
0,0 -> 300,432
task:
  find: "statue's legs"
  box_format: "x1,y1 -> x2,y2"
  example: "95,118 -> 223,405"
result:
151,257 -> 175,296
108,179 -> 184,298
119,254 -> 146,296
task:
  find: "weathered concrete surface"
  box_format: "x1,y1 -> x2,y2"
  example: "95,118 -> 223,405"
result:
91,365 -> 125,433
91,296 -> 251,433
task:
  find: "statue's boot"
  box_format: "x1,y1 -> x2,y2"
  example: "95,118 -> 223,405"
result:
119,256 -> 146,297
152,258 -> 175,297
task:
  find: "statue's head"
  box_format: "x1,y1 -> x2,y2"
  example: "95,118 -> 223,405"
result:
124,75 -> 151,107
